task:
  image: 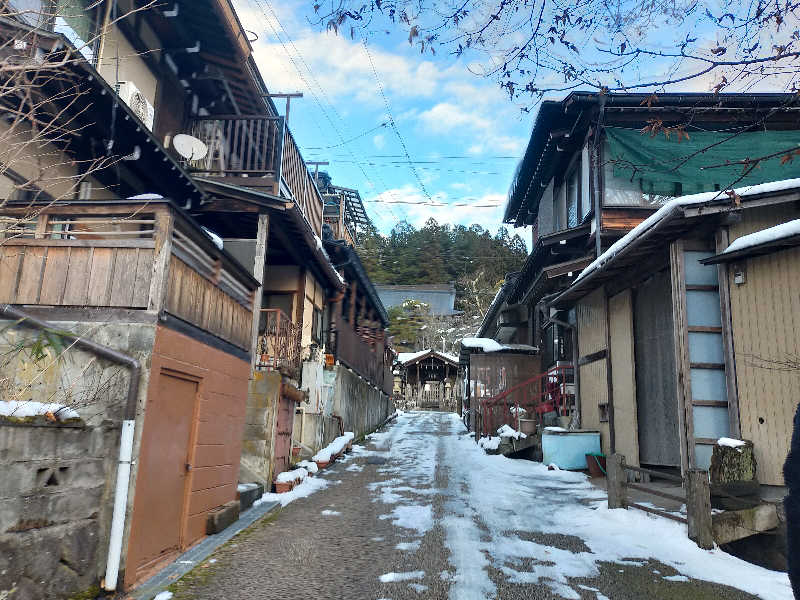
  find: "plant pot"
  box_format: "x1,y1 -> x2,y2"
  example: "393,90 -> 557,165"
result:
518,419 -> 537,435
346,441 -> 353,452
586,453 -> 606,478
275,481 -> 293,493
291,446 -> 301,457
315,460 -> 330,470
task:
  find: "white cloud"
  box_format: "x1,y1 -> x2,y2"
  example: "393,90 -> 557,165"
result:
373,133 -> 385,149
367,185 -> 508,234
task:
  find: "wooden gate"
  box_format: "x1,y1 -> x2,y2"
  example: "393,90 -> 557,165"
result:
273,391 -> 295,478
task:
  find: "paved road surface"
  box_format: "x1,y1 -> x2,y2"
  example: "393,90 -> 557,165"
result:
168,412 -> 789,600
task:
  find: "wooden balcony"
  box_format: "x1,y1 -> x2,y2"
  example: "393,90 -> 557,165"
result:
256,308 -> 301,380
0,201 -> 258,350
336,321 -> 392,393
186,116 -> 324,234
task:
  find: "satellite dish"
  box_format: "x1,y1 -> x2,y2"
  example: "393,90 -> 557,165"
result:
173,133 -> 208,160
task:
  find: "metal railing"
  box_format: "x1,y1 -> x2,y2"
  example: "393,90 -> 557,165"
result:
479,365 -> 574,437
256,308 -> 301,380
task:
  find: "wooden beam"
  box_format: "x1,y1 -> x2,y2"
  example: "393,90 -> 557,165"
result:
716,227 -> 741,438
670,240 -> 692,475
249,213 -> 269,370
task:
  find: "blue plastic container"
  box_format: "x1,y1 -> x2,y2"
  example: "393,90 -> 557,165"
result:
541,429 -> 601,470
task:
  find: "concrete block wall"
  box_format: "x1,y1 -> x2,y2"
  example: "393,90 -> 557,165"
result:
331,365 -> 394,439
0,422 -> 116,599
239,370 -> 282,486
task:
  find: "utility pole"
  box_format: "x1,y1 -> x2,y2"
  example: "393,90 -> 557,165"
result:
307,161 -> 330,183
262,92 -> 303,125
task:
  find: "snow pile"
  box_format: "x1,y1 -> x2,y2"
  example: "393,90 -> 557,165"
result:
313,432 -> 355,462
255,475 -> 331,508
0,400 -> 79,421
717,437 -> 747,449
379,570 -> 425,583
153,592 -> 173,600
497,424 -> 526,439
275,467 -> 308,484
723,219 -> 800,254
478,436 -> 501,451
237,482 -> 259,492
509,406 -> 527,416
544,426 -> 568,432
297,460 -> 319,474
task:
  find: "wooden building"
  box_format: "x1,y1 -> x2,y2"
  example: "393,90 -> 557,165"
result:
481,92 -> 800,382
0,0 -> 365,594
552,179 -> 800,489
395,350 -> 460,411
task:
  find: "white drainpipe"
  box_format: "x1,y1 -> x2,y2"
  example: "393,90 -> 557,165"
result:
103,419 -> 135,591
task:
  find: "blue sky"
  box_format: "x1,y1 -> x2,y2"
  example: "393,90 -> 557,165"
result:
232,0 -> 535,241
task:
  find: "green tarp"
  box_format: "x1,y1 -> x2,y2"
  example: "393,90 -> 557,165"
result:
605,127 -> 800,196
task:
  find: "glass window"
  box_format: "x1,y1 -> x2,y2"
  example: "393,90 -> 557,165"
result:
54,0 -> 96,61
552,185 -> 561,231
566,165 -> 580,228
8,0 -> 47,27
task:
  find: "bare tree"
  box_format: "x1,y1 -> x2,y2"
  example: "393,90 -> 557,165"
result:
0,1 -> 152,420
317,0 -> 800,100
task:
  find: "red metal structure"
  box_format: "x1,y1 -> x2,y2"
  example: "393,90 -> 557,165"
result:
479,365 -> 574,438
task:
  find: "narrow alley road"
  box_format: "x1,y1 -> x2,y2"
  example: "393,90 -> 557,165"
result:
168,412 -> 791,600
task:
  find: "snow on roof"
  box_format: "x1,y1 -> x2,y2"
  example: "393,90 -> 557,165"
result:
575,178 -> 800,284
460,337 -> 503,352
397,349 -> 459,365
722,218 -> 800,255
459,338 -> 538,354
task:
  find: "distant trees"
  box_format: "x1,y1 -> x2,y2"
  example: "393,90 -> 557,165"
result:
361,218 -> 527,350
359,217 -> 527,312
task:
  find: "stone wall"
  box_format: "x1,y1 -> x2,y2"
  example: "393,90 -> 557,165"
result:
330,365 -> 393,439
293,412 -> 340,454
0,317 -> 156,599
239,370 -> 283,486
0,421 -> 116,599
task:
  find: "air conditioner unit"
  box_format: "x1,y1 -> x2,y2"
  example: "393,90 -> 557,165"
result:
116,81 -> 155,131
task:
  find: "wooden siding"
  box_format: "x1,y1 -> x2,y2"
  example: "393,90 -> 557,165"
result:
0,242 -> 154,307
576,287 -> 610,453
165,256 -> 252,350
601,208 -> 656,233
608,289 -> 639,466
727,205 -> 800,485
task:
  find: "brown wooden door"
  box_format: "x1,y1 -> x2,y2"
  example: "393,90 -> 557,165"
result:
273,394 -> 294,477
126,370 -> 198,586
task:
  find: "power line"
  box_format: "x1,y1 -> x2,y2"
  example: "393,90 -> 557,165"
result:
362,39 -> 434,203
247,0 -> 403,224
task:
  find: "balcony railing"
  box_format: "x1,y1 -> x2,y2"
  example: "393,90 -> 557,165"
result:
186,115 -> 323,234
187,116 -> 282,177
256,308 -> 301,380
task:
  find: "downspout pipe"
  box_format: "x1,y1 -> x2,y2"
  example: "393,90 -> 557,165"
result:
0,305 -> 140,591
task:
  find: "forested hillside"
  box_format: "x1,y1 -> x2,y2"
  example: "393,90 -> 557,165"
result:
356,219 -> 529,350
359,218 -> 528,313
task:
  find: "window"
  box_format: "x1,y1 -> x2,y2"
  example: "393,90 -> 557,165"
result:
603,159 -> 679,207
566,163 -> 580,228
54,0 -> 97,61
311,306 -> 323,344
552,185 -> 562,231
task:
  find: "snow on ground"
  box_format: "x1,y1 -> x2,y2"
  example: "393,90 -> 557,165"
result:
379,411 -> 792,600
254,475 -> 331,508
379,570 -> 426,582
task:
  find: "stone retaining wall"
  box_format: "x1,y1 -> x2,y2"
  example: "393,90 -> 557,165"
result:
0,421 -> 117,599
